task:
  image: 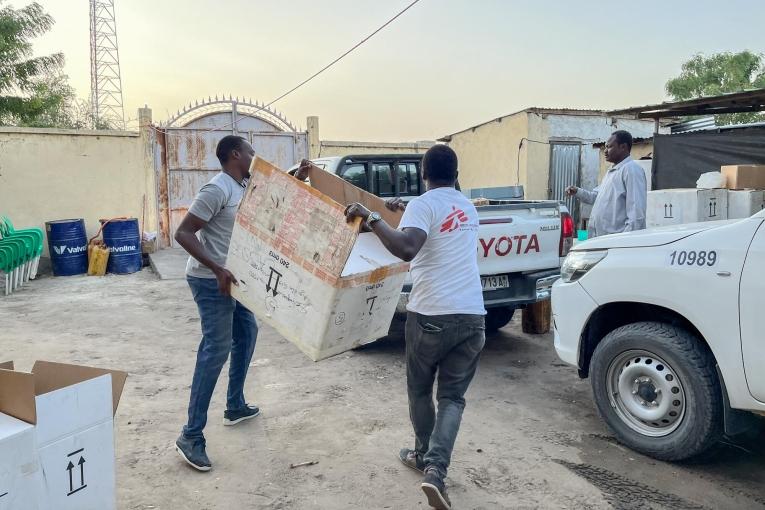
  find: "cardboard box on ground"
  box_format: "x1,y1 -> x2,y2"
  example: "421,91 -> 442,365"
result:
0,361 -> 127,510
647,189 -> 728,228
226,159 -> 408,361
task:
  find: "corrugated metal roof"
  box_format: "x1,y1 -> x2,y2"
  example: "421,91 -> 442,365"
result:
592,136 -> 653,148
669,116 -> 717,133
668,116 -> 765,134
439,107 -> 610,141
607,88 -> 765,119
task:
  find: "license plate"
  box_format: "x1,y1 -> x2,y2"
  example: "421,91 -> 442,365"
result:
481,275 -> 509,291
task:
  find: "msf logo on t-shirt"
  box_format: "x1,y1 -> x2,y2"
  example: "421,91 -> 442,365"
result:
440,206 -> 469,233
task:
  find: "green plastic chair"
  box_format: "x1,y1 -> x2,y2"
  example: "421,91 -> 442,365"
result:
0,244 -> 18,295
0,216 -> 43,280
0,231 -> 35,283
1,232 -> 36,291
0,239 -> 28,295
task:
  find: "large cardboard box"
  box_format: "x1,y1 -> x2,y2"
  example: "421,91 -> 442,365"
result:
0,405 -> 38,510
226,159 -> 408,361
647,189 -> 728,227
721,164 -> 765,190
728,190 -> 765,219
0,361 -> 127,510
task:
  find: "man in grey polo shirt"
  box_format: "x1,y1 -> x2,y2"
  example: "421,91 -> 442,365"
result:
173,135 -> 260,472
567,130 -> 647,238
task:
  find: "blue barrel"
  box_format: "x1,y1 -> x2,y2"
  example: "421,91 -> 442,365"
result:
102,218 -> 142,274
45,219 -> 88,276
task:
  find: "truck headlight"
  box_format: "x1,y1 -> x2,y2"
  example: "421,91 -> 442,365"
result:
560,250 -> 607,283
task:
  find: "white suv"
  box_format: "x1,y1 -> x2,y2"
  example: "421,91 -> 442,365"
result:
552,210 -> 765,461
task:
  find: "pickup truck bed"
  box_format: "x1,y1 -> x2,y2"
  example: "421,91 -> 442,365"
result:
399,198 -> 570,331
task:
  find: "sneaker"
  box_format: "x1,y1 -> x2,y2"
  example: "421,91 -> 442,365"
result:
399,448 -> 426,473
223,404 -> 261,426
175,435 -> 211,472
421,467 -> 451,510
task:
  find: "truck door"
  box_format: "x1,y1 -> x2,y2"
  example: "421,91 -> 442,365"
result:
740,220 -> 765,401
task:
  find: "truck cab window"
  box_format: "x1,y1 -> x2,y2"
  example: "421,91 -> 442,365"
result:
372,162 -> 396,197
341,163 -> 368,190
397,162 -> 420,196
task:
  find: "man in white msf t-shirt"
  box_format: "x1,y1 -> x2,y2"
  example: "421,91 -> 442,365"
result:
345,145 -> 485,510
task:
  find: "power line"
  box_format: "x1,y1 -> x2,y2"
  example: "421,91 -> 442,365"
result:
266,0 -> 422,108
153,0 -> 423,137
516,138 -> 550,185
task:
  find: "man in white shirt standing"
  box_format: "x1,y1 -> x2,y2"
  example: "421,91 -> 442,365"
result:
345,145 -> 485,510
566,130 -> 647,237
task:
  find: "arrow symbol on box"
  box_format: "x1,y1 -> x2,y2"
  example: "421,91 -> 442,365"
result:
67,461 -> 75,493
66,456 -> 88,496
78,456 -> 86,486
266,267 -> 282,297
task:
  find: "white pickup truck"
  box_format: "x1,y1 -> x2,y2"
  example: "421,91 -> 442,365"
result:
552,210 -> 765,461
297,154 -> 573,332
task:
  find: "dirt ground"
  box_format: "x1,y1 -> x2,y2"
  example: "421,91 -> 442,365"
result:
2,270 -> 764,510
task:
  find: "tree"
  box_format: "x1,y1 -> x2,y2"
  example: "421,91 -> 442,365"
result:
666,51 -> 765,125
0,1 -> 81,128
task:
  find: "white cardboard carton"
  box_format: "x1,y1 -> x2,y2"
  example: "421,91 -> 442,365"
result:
0,361 -> 127,510
635,159 -> 653,191
0,408 -> 38,510
727,190 -> 765,219
647,189 -> 728,227
227,159 -> 408,361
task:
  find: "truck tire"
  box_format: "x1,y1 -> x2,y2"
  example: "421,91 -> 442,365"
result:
590,322 -> 723,462
485,307 -> 515,333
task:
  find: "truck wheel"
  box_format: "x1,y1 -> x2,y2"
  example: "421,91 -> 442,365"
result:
589,322 -> 723,461
485,307 -> 515,333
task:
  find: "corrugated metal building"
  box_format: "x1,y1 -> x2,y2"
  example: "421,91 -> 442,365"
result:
439,108 -> 661,224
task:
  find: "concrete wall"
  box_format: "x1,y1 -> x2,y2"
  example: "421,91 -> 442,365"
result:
530,113 -> 659,201
318,140 -> 434,157
445,113 -> 530,192
0,124 -> 157,261
307,116 -> 320,159
525,113 -> 552,200
306,115 -> 434,159
446,111 -> 661,202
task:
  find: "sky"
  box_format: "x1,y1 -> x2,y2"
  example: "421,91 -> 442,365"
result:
25,0 -> 765,141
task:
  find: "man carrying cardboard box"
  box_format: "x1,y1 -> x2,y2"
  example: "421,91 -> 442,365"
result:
345,145 -> 486,510
173,135 -> 259,471
566,130 -> 647,237
173,136 -> 311,472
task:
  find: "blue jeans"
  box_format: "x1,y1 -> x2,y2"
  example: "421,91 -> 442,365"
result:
405,312 -> 485,477
183,276 -> 258,440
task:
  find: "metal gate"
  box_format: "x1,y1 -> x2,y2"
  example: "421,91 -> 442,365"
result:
155,96 -> 309,247
549,143 -> 582,224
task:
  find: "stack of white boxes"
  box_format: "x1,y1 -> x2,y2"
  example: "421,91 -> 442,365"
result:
647,188 -> 728,228
647,165 -> 765,228
0,361 -> 126,510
